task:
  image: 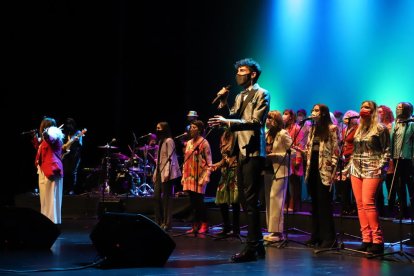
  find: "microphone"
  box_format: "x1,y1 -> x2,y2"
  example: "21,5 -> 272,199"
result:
138,133 -> 152,139
398,117 -> 414,123
346,115 -> 360,120
299,117 -> 314,124
212,85 -> 231,104
109,138 -> 116,145
21,129 -> 37,135
174,132 -> 188,139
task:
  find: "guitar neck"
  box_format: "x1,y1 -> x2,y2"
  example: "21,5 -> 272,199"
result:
63,129 -> 86,150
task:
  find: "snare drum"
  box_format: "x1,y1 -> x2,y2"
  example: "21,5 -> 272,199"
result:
127,157 -> 144,173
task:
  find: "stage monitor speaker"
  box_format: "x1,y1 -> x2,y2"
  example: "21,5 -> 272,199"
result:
90,212 -> 176,267
0,206 -> 60,249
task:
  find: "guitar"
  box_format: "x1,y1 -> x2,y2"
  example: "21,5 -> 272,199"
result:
62,128 -> 87,159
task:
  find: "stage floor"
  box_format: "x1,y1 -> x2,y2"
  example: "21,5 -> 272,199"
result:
1,217 -> 414,275
13,192 -> 414,243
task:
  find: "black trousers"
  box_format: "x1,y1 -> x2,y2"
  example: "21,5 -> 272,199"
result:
154,176 -> 177,227
219,203 -> 241,232
237,156 -> 265,244
187,191 -> 207,223
308,153 -> 336,242
391,159 -> 413,217
62,155 -> 81,194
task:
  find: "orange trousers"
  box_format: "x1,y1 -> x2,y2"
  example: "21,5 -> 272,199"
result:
351,176 -> 383,244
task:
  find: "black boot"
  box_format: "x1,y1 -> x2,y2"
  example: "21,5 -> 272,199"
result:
231,203 -> 241,235
367,243 -> 384,254
304,237 -> 320,248
356,242 -> 372,252
216,204 -> 231,237
256,241 -> 266,259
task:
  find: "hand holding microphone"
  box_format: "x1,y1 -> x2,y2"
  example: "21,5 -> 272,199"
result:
212,85 -> 231,104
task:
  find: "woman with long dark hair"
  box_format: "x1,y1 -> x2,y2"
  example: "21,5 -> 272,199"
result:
152,121 -> 182,231
304,104 -> 340,248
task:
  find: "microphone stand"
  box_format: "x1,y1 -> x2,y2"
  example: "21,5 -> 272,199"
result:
173,127 -> 216,239
101,139 -> 115,202
314,120 -> 363,255
368,123 -> 414,262
276,122 -> 310,249
128,131 -> 139,196
137,144 -> 154,196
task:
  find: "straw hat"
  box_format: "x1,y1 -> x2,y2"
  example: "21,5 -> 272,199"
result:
187,111 -> 198,117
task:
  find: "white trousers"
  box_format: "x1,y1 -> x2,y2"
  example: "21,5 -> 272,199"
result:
38,168 -> 63,224
264,174 -> 288,233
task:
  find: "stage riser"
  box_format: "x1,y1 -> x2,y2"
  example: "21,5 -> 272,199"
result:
14,193 -> 413,243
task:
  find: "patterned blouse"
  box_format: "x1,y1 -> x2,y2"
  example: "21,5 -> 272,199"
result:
181,137 -> 212,194
349,124 -> 391,179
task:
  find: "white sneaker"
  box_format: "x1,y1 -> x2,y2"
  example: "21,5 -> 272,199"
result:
264,233 -> 284,242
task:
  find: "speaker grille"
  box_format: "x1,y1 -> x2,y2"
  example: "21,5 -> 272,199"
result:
90,212 -> 176,267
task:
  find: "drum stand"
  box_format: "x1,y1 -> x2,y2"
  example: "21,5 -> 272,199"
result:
101,150 -> 112,201
137,144 -> 154,196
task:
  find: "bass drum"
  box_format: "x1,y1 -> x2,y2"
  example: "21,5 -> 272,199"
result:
110,169 -> 141,195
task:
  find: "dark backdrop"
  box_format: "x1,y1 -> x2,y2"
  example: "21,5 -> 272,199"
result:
4,1 -> 264,204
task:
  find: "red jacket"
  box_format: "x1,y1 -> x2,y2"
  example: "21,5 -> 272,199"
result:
33,134 -> 64,179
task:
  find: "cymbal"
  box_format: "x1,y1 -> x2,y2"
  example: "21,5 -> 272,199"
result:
97,145 -> 119,149
111,152 -> 129,160
136,145 -> 158,151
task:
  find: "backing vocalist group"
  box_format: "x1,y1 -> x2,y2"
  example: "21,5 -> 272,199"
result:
28,57 -> 413,263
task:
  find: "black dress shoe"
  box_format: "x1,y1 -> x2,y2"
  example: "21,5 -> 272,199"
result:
231,242 -> 265,263
355,242 -> 372,252
230,249 -> 257,263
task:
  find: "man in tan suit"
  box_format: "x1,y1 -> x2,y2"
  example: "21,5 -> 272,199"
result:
209,58 -> 270,262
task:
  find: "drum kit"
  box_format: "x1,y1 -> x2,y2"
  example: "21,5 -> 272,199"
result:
97,143 -> 157,197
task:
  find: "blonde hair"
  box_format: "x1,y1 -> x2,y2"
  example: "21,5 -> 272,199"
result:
355,101 -> 380,139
